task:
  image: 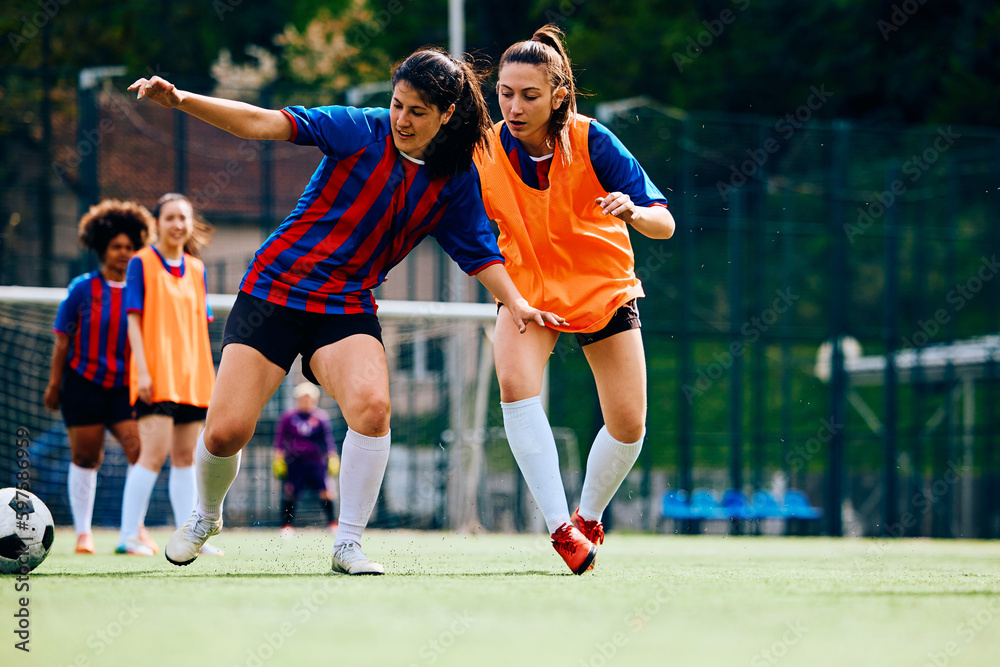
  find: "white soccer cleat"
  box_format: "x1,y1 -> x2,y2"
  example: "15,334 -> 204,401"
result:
331,541 -> 384,575
165,511 -> 222,566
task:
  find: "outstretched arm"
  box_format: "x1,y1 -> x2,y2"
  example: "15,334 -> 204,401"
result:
475,264 -> 566,334
128,76 -> 292,141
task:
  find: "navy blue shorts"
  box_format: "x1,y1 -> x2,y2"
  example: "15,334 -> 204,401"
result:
133,400 -> 207,424
60,368 -> 134,428
284,459 -> 328,497
497,299 -> 641,347
223,291 -> 383,385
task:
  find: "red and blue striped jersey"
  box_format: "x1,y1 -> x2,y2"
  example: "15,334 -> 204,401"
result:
53,271 -> 130,388
239,105 -> 504,314
497,120 -> 668,207
124,246 -> 214,322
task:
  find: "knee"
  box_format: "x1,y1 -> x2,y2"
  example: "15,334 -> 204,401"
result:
606,416 -> 646,445
203,420 -> 253,457
496,369 -> 537,404
71,453 -> 102,469
346,391 -> 391,437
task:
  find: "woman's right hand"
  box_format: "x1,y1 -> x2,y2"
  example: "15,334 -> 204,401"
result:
137,372 -> 154,405
42,384 -> 59,411
128,76 -> 182,108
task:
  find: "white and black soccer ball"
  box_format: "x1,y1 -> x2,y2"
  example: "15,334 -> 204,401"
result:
0,488 -> 55,574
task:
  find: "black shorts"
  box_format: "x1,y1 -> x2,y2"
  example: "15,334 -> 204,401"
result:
133,400 -> 208,424
222,290 -> 384,384
60,368 -> 134,428
497,299 -> 641,347
573,299 -> 641,347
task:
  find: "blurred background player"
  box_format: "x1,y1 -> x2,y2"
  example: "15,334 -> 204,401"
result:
44,200 -> 153,555
273,382 -> 340,537
475,26 -> 675,574
118,193 -> 222,556
128,47 -> 563,575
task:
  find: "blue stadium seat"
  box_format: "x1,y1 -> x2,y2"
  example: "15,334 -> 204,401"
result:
661,489 -> 695,520
689,489 -> 729,520
721,488 -> 757,520
751,490 -> 785,519
782,489 -> 823,520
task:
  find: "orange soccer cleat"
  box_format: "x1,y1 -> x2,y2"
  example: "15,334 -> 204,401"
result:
75,533 -> 95,555
571,508 -> 605,546
551,523 -> 597,575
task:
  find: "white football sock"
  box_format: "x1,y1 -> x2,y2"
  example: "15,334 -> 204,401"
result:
119,464 -> 158,542
68,463 -> 98,536
196,434 -> 241,521
578,426 -> 645,522
169,465 -> 197,528
334,429 -> 390,547
501,396 -> 570,534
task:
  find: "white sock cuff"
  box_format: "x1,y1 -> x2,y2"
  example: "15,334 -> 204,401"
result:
198,438 -> 240,465
346,429 -> 391,451
132,464 -> 160,483
598,425 -> 646,451
501,396 -> 542,411
70,462 -> 98,478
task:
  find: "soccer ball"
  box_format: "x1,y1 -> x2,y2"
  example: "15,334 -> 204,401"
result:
0,488 -> 55,574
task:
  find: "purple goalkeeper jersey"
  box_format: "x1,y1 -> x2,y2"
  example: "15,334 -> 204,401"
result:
275,408 -> 335,464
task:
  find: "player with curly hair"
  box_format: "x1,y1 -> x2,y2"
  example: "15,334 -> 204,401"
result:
44,199 -> 154,555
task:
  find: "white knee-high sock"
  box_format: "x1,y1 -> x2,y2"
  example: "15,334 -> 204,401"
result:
578,426 -> 645,522
168,465 -> 197,528
501,396 -> 570,534
195,434 -> 241,521
68,463 -> 98,536
119,464 -> 158,542
334,429 -> 390,547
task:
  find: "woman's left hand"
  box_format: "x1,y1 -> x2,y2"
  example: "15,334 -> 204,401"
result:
597,192 -> 635,223
507,298 -> 566,334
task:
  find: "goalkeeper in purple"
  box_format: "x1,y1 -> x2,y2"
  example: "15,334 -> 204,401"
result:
129,48 -> 564,574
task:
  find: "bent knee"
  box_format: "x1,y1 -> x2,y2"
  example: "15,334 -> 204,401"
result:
606,417 -> 646,444
203,420 -> 254,456
345,393 -> 391,436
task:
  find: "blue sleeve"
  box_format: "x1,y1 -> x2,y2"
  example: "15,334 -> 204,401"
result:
54,276 -> 86,336
124,258 -> 145,313
431,173 -> 505,275
588,120 -> 667,207
282,105 -> 387,158
202,266 -> 214,322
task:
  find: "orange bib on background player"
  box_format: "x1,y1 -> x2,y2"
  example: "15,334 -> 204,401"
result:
129,247 -> 215,407
475,114 -> 643,334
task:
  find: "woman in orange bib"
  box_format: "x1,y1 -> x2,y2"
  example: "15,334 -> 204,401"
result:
474,25 -> 675,574
118,193 -> 220,556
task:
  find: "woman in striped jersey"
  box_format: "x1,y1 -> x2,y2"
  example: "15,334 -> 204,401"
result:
128,47 -> 563,574
44,200 -> 153,556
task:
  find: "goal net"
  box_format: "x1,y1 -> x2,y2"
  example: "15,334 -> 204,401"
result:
0,287 -> 580,533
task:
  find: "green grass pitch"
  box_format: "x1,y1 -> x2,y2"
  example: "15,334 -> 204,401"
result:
3,528 -> 999,667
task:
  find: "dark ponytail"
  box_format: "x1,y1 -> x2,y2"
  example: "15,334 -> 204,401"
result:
391,49 -> 492,179
499,24 -> 578,161
152,193 -> 214,259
